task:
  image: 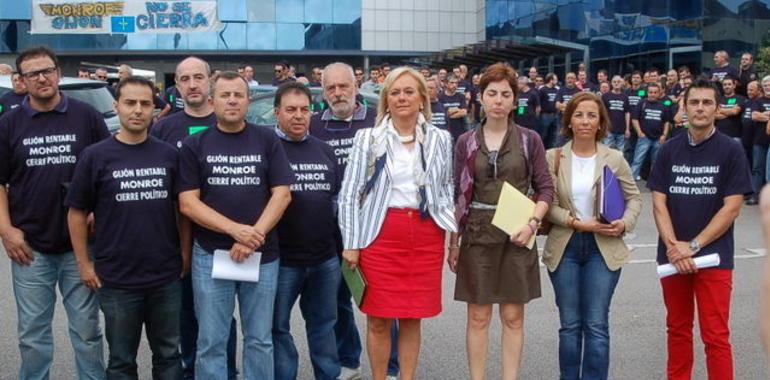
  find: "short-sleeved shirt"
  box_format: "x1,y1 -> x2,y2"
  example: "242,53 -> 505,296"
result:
0,94 -> 110,254
538,86 -> 559,113
150,111 -> 217,149
647,131 -> 753,269
602,92 -> 630,134
752,97 -> 770,146
277,135 -> 340,267
624,87 -> 647,113
430,101 -> 448,130
176,123 -> 294,262
458,80 -> 473,95
633,99 -> 670,138
439,91 -> 468,139
0,91 -> 26,116
711,65 -> 740,83
165,86 -> 185,114
556,86 -> 580,111
715,94 -> 746,138
514,88 -> 540,129
65,136 -> 181,289
308,104 -> 375,172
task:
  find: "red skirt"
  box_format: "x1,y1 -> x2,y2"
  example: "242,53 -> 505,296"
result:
360,208 -> 445,318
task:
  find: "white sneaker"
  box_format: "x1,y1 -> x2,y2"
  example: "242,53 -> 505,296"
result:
339,366 -> 363,380
386,376 -> 398,380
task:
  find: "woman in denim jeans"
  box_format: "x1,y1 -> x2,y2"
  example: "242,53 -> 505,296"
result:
543,92 -> 642,380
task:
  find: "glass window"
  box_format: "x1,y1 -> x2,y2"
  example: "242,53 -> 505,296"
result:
0,0 -> 32,20
125,34 -> 158,50
219,22 -> 247,50
333,0 -> 361,24
220,0 -> 248,22
157,33 -> 188,50
276,0 -> 304,23
247,0 -> 276,22
189,32 -> 219,50
306,0 -> 333,23
277,23 -> 305,49
247,22 -> 276,50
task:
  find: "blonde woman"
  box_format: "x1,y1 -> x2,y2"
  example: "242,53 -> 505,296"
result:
338,67 -> 456,380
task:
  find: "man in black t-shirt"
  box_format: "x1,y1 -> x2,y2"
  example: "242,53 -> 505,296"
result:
714,76 -> 745,142
648,78 -> 752,380
711,51 -> 740,84
427,76 -> 447,130
272,82 -> 342,380
0,46 -> 109,379
743,81 -> 765,205
555,72 -> 580,147
439,74 -> 468,142
177,72 -> 293,379
67,77 -> 183,379
602,75 -> 630,151
165,84 -> 185,114
0,72 -> 27,116
538,73 -> 560,148
631,83 -> 670,180
514,76 -> 540,130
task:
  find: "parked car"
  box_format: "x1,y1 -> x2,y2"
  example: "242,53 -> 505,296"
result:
0,76 -> 121,133
246,85 -> 379,126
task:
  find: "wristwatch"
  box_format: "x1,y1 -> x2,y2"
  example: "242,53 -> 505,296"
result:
688,239 -> 701,254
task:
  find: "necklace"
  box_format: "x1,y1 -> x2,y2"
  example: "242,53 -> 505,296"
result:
397,134 -> 415,143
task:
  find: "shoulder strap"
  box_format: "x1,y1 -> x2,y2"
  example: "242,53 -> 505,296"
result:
555,147 -> 562,174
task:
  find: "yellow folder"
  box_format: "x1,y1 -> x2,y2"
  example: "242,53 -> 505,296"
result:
491,182 -> 536,249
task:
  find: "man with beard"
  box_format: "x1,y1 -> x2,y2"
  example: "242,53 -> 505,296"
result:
309,62 -> 376,380
0,45 -> 109,380
151,56 -> 240,379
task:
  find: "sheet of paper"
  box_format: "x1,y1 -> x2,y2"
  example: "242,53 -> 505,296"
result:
656,253 -> 721,278
491,182 -> 536,249
212,249 -> 262,282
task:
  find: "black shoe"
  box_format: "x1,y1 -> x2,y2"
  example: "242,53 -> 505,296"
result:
746,198 -> 759,205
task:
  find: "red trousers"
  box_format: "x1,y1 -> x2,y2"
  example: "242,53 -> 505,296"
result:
660,269 -> 733,380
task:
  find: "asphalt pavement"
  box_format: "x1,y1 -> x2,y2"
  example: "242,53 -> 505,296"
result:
0,188 -> 767,379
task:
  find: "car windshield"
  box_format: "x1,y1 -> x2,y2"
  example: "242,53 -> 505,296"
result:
247,94 -> 277,126
62,85 -> 116,117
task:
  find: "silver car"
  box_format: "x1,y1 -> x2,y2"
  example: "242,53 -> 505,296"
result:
0,76 -> 121,134
247,85 -> 379,126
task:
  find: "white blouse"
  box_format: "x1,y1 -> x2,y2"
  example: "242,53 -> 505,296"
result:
571,152 -> 597,220
388,140 -> 420,209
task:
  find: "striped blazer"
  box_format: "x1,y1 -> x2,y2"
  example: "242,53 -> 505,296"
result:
338,120 -> 457,250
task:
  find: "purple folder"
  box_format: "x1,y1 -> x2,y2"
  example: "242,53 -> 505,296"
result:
600,165 -> 626,223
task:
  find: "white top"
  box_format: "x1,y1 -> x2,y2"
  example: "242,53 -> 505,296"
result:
571,152 -> 597,220
388,140 -> 420,208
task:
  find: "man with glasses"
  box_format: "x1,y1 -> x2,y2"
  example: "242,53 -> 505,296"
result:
151,56 -> 240,379
0,71 -> 27,116
273,62 -> 294,86
353,67 -> 365,88
0,45 -> 110,380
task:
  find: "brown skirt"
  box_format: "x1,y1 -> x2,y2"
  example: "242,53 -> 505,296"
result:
454,209 -> 541,304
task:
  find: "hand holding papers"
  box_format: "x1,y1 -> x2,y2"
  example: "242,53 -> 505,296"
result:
212,249 -> 262,282
656,253 -> 721,278
491,182 -> 536,249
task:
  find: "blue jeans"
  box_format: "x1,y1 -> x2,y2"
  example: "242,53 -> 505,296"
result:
335,266 -> 362,369
98,280 -> 182,380
753,144 -> 768,196
273,256 -> 341,380
538,112 -> 560,149
549,232 -> 621,380
388,323 -> 399,376
603,133 -> 626,152
192,243 -> 279,380
631,137 -> 661,179
180,275 -> 238,380
12,251 -> 104,380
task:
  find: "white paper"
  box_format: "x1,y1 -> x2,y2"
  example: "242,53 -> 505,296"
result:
656,253 -> 721,278
212,249 -> 262,282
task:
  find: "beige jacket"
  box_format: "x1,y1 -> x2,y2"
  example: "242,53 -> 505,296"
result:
542,141 -> 642,272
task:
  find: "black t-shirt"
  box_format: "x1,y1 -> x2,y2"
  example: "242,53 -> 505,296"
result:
538,86 -> 559,113
602,92 -> 629,134
176,123 -> 294,262
458,80 -> 473,95
752,97 -> 770,146
65,136 -> 181,289
633,100 -> 670,138
556,86 -> 580,110
439,91 -> 467,139
150,111 -> 217,149
278,135 -> 340,266
308,105 -> 375,172
430,101 -> 447,130
715,94 -> 746,138
514,88 -> 540,128
165,86 -> 185,114
624,87 -> 647,113
647,131 -> 753,269
153,95 -> 168,110
711,65 -> 740,83
272,77 -> 296,86
0,95 -> 110,254
0,91 -> 26,116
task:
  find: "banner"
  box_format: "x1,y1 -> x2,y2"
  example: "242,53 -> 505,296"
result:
31,0 -> 223,34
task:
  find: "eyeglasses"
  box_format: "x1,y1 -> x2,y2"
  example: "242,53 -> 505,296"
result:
274,69 -> 283,73
22,66 -> 57,80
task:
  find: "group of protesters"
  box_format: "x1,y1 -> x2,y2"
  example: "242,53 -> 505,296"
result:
0,44 -> 755,380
